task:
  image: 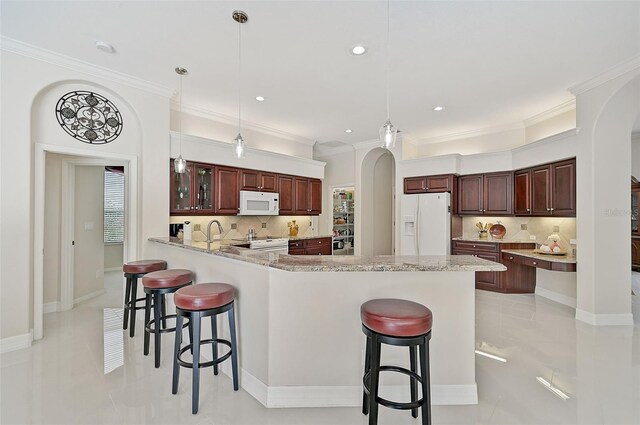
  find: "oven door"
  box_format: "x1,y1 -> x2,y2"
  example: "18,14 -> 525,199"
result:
239,191 -> 279,215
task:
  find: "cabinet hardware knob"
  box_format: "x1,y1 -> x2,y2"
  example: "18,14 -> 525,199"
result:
426,187 -> 429,190
509,256 -> 513,260
533,262 -> 537,265
546,207 -> 551,211
527,208 -> 530,212
473,245 -> 476,248
550,207 -> 554,211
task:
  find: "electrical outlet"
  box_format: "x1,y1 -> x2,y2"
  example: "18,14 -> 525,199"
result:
570,239 -> 577,245
262,222 -> 267,228
521,224 -> 527,230
553,225 -> 560,232
530,235 -> 537,240
193,224 -> 201,231
231,223 -> 237,230
213,235 -> 221,240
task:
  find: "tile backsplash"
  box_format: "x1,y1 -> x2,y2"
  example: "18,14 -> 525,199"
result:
170,216 -> 316,241
462,216 -> 576,247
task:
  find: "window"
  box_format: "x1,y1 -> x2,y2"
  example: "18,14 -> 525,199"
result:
104,167 -> 124,243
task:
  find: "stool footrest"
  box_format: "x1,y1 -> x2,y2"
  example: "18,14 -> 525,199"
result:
177,339 -> 232,369
363,365 -> 425,411
145,314 -> 189,334
124,296 -> 148,311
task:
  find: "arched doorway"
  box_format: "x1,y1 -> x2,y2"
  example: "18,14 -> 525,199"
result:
360,148 -> 396,256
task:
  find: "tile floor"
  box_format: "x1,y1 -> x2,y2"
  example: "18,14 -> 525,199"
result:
1,272 -> 639,424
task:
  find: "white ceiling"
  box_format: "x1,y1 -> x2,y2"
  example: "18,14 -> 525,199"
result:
2,1 -> 639,147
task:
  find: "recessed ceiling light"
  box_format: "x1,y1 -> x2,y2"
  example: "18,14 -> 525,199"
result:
433,106 -> 445,111
351,45 -> 367,55
255,96 -> 265,102
345,129 -> 353,133
95,41 -> 116,54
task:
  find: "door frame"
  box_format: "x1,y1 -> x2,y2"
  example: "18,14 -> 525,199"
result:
34,143 -> 138,340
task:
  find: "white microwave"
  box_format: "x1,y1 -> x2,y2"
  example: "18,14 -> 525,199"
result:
239,191 -> 280,216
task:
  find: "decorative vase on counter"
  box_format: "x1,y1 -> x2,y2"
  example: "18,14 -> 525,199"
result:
288,220 -> 299,237
478,230 -> 488,239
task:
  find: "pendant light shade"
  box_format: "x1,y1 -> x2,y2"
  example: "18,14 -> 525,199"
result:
380,119 -> 397,149
174,67 -> 188,173
234,133 -> 245,159
233,10 -> 248,159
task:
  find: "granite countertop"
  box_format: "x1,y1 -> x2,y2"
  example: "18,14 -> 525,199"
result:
149,237 -> 506,272
501,249 -> 577,264
452,237 -> 536,244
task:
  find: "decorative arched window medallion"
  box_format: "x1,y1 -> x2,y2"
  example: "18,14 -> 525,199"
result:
55,91 -> 123,144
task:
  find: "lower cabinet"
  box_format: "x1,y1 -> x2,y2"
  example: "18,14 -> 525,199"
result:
452,240 -> 536,293
288,237 -> 332,255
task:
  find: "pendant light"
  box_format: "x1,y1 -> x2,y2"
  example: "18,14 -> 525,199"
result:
233,10 -> 248,159
173,67 -> 188,173
379,0 -> 397,150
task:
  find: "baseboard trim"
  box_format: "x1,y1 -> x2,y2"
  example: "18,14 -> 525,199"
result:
43,301 -> 61,314
219,363 -> 477,407
535,287 -> 577,308
73,289 -> 106,306
0,330 -> 33,353
575,309 -> 634,326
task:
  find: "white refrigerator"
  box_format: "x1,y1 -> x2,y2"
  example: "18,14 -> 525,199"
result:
400,192 -> 451,256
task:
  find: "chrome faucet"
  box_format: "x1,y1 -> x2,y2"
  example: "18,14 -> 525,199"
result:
206,219 -> 224,243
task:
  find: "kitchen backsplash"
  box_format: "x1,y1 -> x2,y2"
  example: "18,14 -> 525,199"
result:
170,215 -> 316,241
462,216 -> 576,246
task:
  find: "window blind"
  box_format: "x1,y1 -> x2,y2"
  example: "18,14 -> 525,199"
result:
104,169 -> 124,243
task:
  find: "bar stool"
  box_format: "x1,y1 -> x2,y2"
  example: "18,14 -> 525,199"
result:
122,260 -> 167,337
142,269 -> 194,368
172,283 -> 239,414
361,298 -> 433,425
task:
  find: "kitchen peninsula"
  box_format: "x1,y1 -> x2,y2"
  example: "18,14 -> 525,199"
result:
148,237 -> 505,407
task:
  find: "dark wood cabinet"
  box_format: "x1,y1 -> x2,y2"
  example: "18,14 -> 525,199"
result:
309,179 -> 322,214
240,169 -> 277,192
278,175 -> 295,215
517,158 -> 576,217
293,177 -> 322,215
404,176 -> 427,193
288,237 -> 332,255
457,172 -> 513,216
452,240 -> 536,293
404,174 -> 456,194
170,161 -> 215,215
514,170 -> 531,215
214,166 -> 240,215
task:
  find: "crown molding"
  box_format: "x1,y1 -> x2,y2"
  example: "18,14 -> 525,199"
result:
511,128 -> 579,155
171,131 -> 325,167
569,55 -> 640,96
413,123 -> 524,146
523,98 -> 576,127
314,144 -> 356,158
172,102 -> 316,146
0,36 -> 174,98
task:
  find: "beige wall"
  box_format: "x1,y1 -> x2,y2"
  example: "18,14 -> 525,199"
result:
169,215 -> 316,240
73,166 -> 105,301
316,149 -> 356,236
104,244 -> 123,270
372,152 -> 394,255
525,109 -> 576,144
417,128 -> 526,157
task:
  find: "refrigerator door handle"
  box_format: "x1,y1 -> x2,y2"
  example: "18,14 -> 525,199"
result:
416,201 -> 420,255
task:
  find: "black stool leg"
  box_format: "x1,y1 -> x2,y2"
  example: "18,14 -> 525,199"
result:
153,291 -> 162,368
419,340 -> 431,425
123,276 -> 131,330
368,333 -> 381,425
192,312 -> 202,414
410,345 -> 418,418
143,293 -> 152,356
172,313 -> 184,395
228,303 -> 239,391
129,277 -> 138,337
211,314 -> 219,375
188,320 -> 194,355
362,335 -> 371,415
161,294 -> 168,329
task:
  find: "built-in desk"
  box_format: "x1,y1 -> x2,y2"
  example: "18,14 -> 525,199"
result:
501,249 -> 577,272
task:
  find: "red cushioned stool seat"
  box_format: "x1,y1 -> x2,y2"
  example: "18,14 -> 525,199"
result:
122,260 -> 168,338
172,283 -> 239,414
361,298 -> 433,425
143,269 -> 193,289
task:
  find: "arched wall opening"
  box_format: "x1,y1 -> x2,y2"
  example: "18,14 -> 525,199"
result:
360,148 -> 396,256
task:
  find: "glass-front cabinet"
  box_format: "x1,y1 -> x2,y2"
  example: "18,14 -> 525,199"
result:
194,164 -> 214,213
170,161 -> 215,215
332,187 -> 355,255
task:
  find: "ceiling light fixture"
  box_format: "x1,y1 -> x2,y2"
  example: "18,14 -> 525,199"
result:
351,45 -> 367,55
345,129 -> 353,133
173,67 -> 188,174
433,106 -> 445,112
233,10 -> 249,159
95,41 -> 116,54
255,96 -> 265,102
379,0 -> 397,150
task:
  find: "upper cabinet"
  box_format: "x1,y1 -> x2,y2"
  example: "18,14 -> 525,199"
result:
240,169 -> 277,192
293,177 -> 322,215
458,172 -> 513,216
170,161 -> 215,215
515,158 -> 576,217
277,175 -> 295,215
404,174 -> 456,194
214,166 -> 240,215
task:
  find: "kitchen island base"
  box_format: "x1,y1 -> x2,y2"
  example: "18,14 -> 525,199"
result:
148,239 -> 500,408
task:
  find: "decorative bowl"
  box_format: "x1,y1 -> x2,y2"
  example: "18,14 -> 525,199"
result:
489,223 -> 506,239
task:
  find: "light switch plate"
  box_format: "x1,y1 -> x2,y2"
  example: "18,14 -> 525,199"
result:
84,222 -> 94,231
